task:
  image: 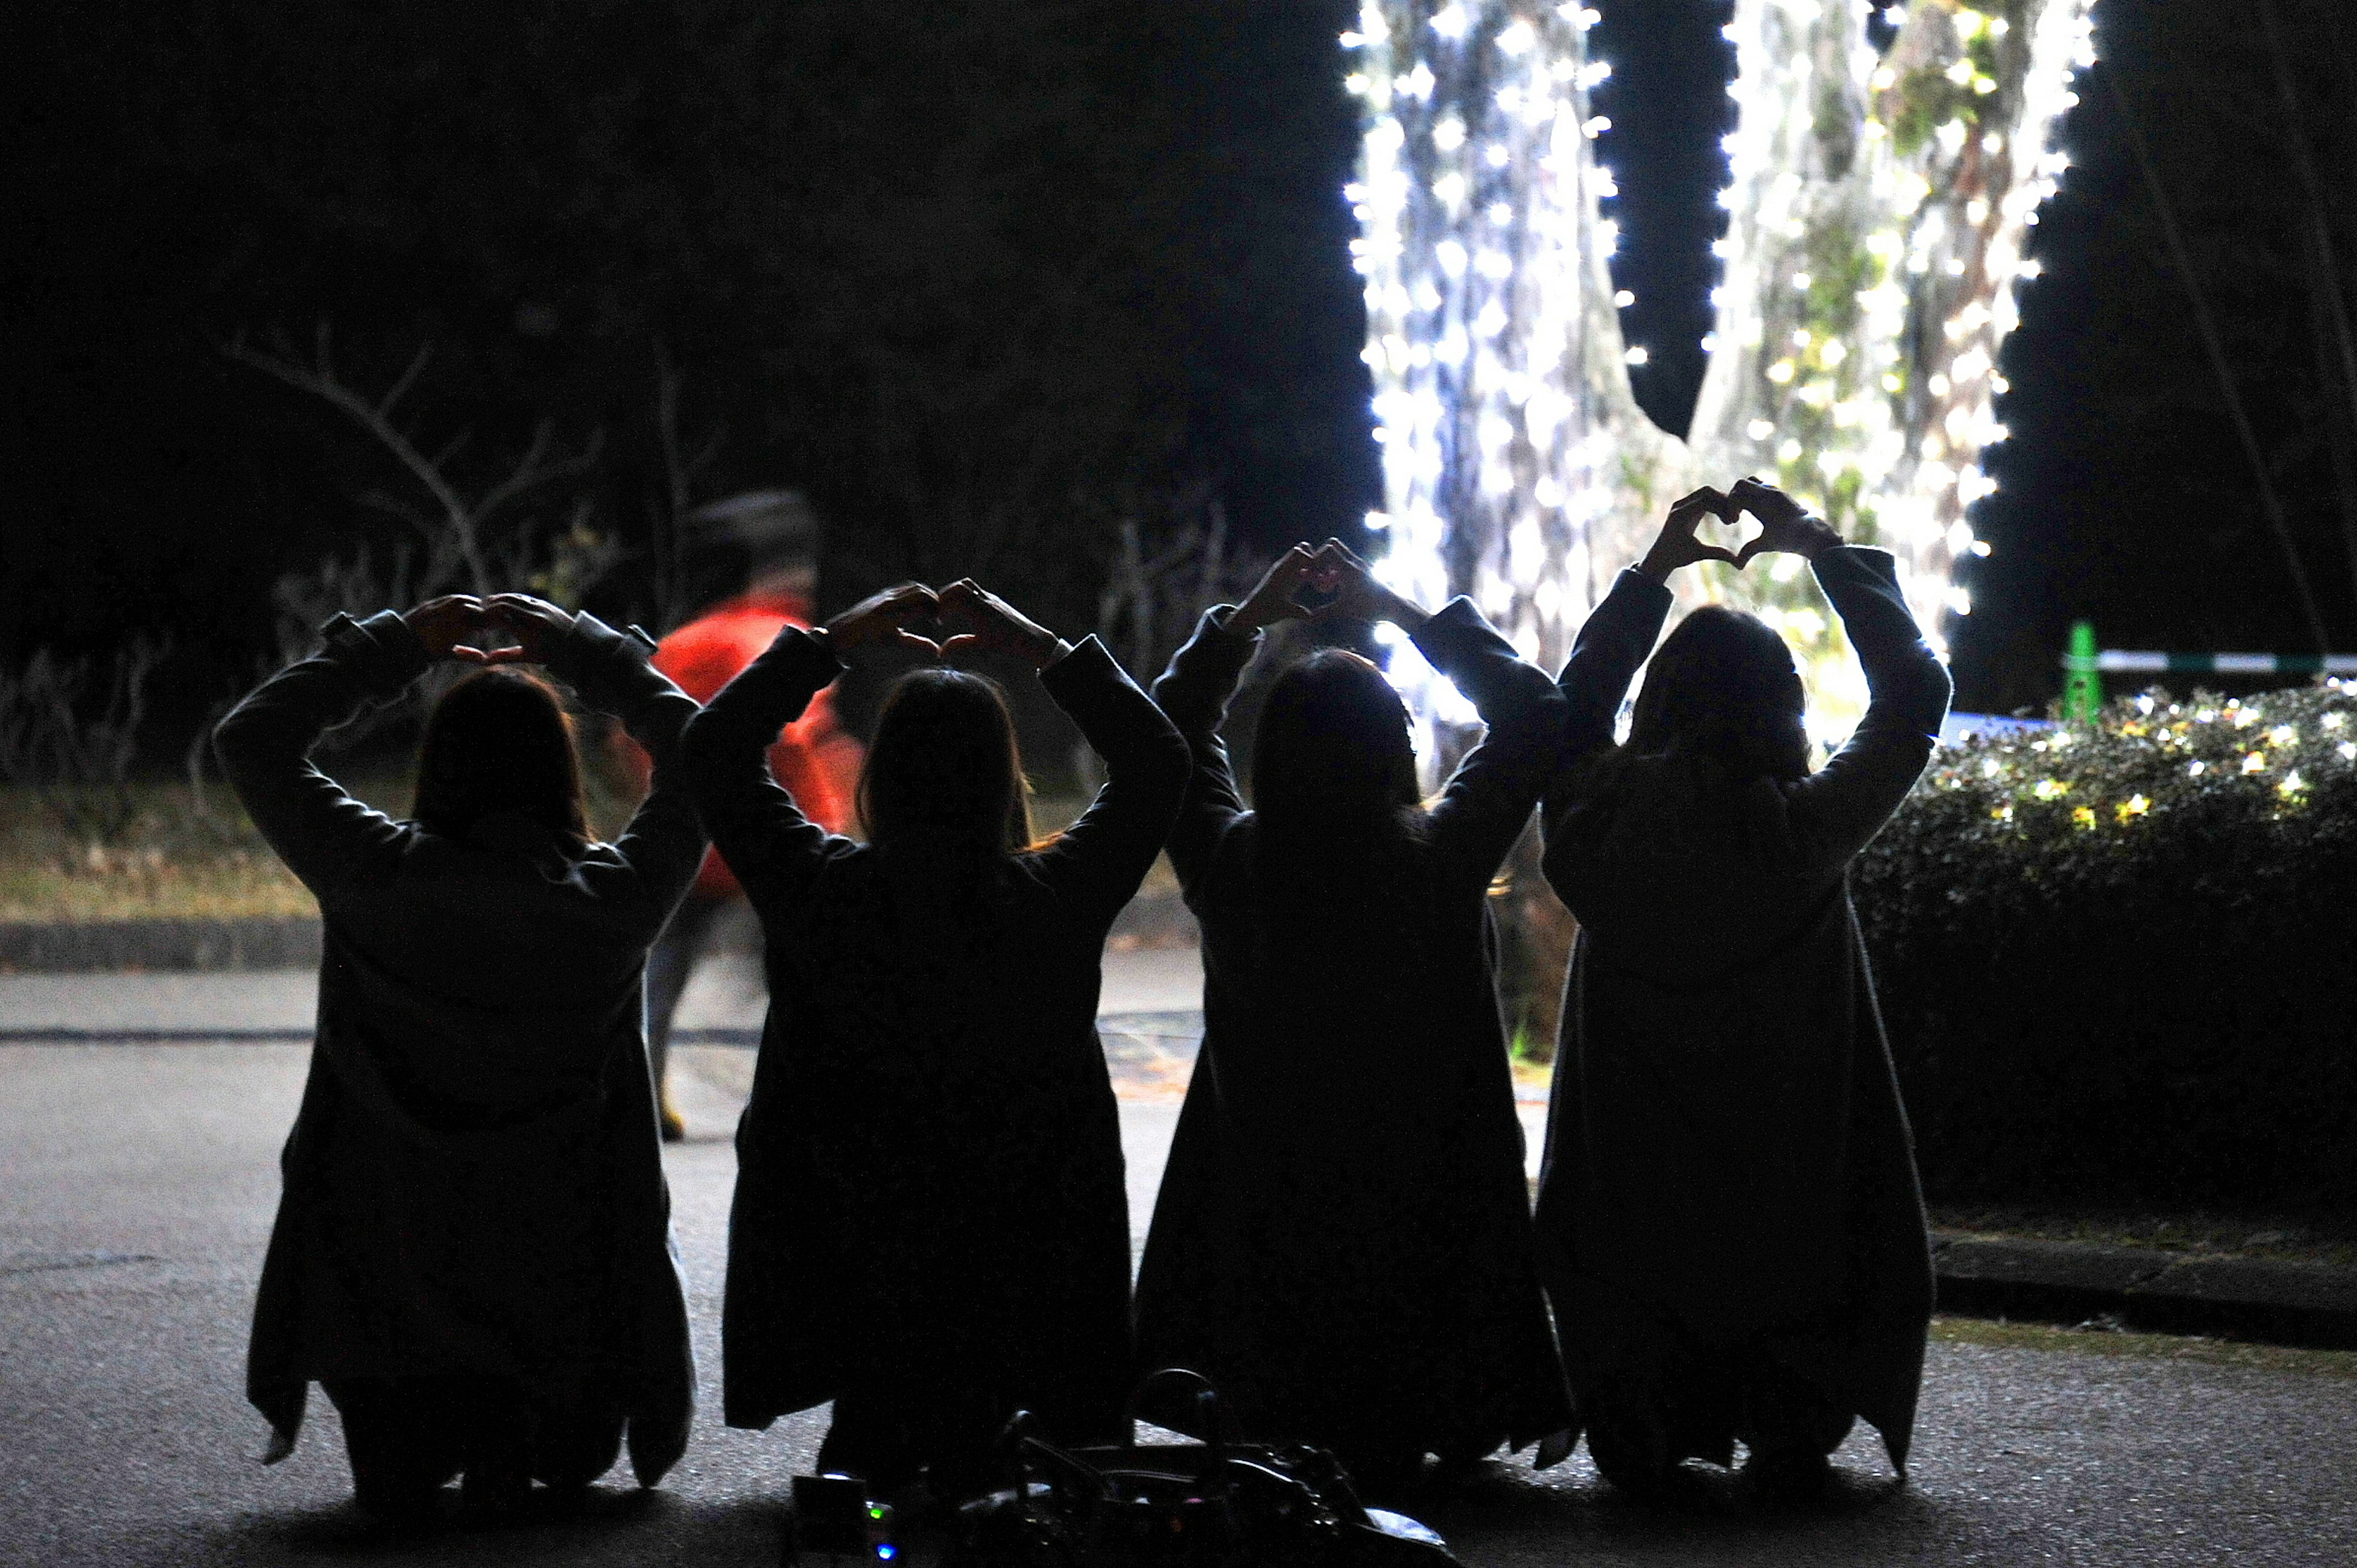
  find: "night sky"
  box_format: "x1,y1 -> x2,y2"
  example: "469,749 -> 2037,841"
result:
5,0 -> 2353,742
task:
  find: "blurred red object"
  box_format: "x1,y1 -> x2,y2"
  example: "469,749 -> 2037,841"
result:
620,590 -> 863,897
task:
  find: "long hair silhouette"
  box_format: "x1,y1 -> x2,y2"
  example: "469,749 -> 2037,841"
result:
1626,606 -> 1810,782
1248,649 -> 1428,921
858,668 -> 1036,854
411,668 -> 589,843
1251,650 -> 1422,834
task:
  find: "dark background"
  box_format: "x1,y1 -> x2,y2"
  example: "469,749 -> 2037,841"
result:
6,0 -> 2355,747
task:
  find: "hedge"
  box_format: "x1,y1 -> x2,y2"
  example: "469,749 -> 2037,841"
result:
1853,681 -> 2357,1212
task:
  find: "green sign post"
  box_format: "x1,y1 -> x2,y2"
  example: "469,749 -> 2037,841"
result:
2062,620 -> 2103,724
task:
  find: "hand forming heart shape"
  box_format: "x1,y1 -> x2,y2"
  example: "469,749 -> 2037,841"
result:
401,593 -> 579,665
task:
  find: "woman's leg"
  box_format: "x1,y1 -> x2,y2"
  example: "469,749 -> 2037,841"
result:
530,1404 -> 626,1492
1581,1375 -> 1679,1497
643,892 -> 729,1140
1736,1359 -> 1853,1501
451,1380 -> 535,1516
818,1386 -> 924,1493
323,1377 -> 464,1521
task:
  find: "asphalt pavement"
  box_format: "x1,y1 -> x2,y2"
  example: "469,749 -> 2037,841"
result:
3,965 -> 2355,1566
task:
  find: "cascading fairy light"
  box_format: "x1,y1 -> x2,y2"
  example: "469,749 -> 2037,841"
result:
1344,0 -> 1653,759
1694,0 -> 2099,727
1345,0 -> 2096,747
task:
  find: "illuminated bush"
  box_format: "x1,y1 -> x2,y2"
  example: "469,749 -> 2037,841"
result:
1854,681 -> 2357,1210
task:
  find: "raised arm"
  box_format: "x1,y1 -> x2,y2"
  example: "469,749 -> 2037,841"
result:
679,591 -> 914,910
1148,545 -> 1331,885
213,600 -> 473,896
937,579 -> 1186,913
487,595 -> 706,914
1146,607 -> 1256,887
1414,600 -> 1569,869
1781,549 -> 1951,867
1301,540 -> 1566,870
1727,477 -> 1951,868
1557,487 -> 1742,760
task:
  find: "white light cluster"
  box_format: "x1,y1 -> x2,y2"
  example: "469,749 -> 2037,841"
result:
1345,0 -> 1644,754
1345,0 -> 2094,750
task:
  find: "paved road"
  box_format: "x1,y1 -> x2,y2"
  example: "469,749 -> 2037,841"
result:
4,977 -> 2354,1566
0,946 -> 1213,1038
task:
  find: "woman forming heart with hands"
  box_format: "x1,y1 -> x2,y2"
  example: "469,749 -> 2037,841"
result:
681,569 -> 1186,1493
1133,531 -> 1574,1496
1535,474 -> 1953,1502
215,585 -> 705,1516
1632,477 -> 1846,583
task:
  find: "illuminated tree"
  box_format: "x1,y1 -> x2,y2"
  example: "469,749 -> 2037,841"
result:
1347,0 -> 2096,747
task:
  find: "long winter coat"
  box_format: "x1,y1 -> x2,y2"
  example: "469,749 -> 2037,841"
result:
683,631 -> 1186,1458
1132,601 -> 1573,1466
217,610 -> 702,1485
1535,546 -> 1951,1472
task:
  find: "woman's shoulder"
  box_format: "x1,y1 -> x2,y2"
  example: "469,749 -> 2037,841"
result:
1554,754 -> 1802,860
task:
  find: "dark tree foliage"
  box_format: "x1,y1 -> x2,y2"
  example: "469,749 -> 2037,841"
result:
1954,0 -> 2357,711
3,1 -> 1377,741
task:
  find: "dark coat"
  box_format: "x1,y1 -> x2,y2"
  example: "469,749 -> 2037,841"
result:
683,631 -> 1187,1458
1132,601 -> 1573,1464
216,611 -> 703,1486
1535,547 -> 1951,1471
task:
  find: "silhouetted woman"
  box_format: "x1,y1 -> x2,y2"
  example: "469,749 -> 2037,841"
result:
684,579 -> 1187,1493
1535,480 -> 1951,1500
216,593 -> 703,1521
1132,543 -> 1573,1495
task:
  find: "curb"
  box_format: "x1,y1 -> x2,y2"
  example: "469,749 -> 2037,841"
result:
0,918 -> 323,972
1932,1233 -> 2357,1351
1,895 -> 1201,973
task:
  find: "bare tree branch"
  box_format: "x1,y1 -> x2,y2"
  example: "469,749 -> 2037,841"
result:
225,325 -> 605,595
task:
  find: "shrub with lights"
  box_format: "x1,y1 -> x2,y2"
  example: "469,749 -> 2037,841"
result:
1854,683 -> 2357,1210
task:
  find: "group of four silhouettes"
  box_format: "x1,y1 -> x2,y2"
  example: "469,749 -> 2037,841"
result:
217,476 -> 1951,1522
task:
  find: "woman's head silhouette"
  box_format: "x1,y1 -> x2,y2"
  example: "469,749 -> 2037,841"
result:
859,666 -> 1035,853
1627,606 -> 1809,782
412,667 -> 589,843
1252,649 -> 1423,835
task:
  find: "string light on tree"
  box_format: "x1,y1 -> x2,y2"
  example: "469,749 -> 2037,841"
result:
1343,0 -> 2096,753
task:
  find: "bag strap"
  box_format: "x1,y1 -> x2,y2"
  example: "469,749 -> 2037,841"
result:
1122,1367 -> 1230,1500
997,1408 -> 1110,1508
